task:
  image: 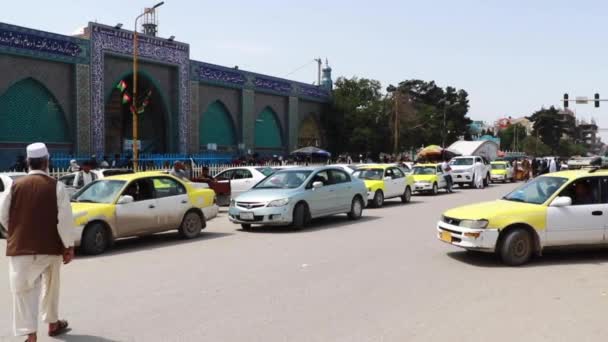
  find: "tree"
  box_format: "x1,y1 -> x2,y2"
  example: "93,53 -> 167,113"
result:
522,136 -> 551,156
498,124 -> 527,151
557,139 -> 587,157
529,106 -> 571,152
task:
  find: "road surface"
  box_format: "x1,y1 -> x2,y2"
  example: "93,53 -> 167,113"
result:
2,182 -> 608,341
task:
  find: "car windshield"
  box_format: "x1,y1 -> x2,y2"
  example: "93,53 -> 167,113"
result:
72,180 -> 126,204
347,165 -> 358,171
413,166 -> 436,175
492,164 -> 506,170
450,158 -> 474,166
256,167 -> 275,177
254,170 -> 312,189
503,176 -> 568,204
353,169 -> 384,180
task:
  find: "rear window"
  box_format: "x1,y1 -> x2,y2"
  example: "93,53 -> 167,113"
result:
450,158 -> 474,166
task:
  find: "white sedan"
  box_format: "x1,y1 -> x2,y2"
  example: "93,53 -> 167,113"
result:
214,167 -> 275,199
0,172 -> 27,238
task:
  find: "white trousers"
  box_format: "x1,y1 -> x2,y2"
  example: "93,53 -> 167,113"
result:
8,255 -> 62,336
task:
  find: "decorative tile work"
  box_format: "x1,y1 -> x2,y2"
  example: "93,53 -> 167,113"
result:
0,22 -> 89,64
89,23 -> 190,154
75,64 -> 91,154
193,62 -> 246,87
253,76 -> 292,95
189,81 -> 199,153
297,84 -> 330,100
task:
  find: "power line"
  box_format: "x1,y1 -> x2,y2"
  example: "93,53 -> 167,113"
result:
285,60 -> 316,78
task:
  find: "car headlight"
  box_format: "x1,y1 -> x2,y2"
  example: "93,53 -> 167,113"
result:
230,199 -> 235,207
267,198 -> 289,207
459,219 -> 489,229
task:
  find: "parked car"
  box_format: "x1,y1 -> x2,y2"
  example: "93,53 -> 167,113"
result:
228,166 -> 367,230
449,156 -> 491,187
71,172 -> 218,255
59,169 -> 134,197
352,164 -> 414,207
411,164 -> 449,195
490,161 -> 514,183
330,164 -> 359,174
214,167 -> 275,199
0,172 -> 27,238
437,169 -> 608,266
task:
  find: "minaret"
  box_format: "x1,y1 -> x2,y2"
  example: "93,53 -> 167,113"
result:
321,59 -> 333,91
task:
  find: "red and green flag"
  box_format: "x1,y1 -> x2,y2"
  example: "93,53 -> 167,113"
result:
116,80 -> 127,92
121,93 -> 131,105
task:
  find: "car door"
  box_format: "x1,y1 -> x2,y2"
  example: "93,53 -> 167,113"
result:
115,178 -> 160,237
390,167 -> 407,197
305,170 -> 336,217
215,169 -> 234,197
152,176 -> 190,231
546,177 -> 605,246
329,169 -> 353,212
436,166 -> 447,188
383,168 -> 397,197
231,169 -> 255,197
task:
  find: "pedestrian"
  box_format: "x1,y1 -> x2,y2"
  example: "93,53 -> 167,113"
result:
560,160 -> 569,170
68,159 -> 80,172
474,159 -> 485,189
441,158 -> 453,193
549,158 -> 557,173
111,154 -> 121,168
11,155 -> 27,172
74,161 -> 94,188
170,161 -> 187,179
89,154 -> 98,169
1,143 -> 74,341
100,155 -> 110,168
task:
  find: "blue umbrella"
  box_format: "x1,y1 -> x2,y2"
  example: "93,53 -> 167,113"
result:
291,146 -> 331,157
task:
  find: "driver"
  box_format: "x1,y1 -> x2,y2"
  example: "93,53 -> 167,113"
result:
574,182 -> 594,205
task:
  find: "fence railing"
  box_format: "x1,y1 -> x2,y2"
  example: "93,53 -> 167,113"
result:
47,162 -> 327,179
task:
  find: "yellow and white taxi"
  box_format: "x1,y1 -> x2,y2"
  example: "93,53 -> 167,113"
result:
71,172 -> 218,255
352,164 -> 414,207
437,169 -> 608,265
411,163 -> 448,195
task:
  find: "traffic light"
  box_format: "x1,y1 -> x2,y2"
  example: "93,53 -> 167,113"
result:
563,93 -> 569,108
595,93 -> 600,108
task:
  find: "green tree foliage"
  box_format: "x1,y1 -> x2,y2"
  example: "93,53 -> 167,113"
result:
556,139 -> 587,157
498,124 -> 527,151
522,136 -> 551,156
529,106 -> 577,152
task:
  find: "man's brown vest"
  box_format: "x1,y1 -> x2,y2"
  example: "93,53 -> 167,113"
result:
6,174 -> 64,256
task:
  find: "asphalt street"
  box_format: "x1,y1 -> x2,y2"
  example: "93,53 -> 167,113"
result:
3,182 -> 608,341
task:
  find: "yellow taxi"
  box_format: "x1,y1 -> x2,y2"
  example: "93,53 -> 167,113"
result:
490,161 -> 514,183
352,164 -> 414,207
411,163 -> 449,195
437,168 -> 608,265
71,172 -> 217,255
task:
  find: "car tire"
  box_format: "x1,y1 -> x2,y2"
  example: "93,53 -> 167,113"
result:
179,211 -> 204,239
432,183 -> 438,195
241,223 -> 252,230
81,223 -> 108,255
372,190 -> 384,208
348,196 -> 364,220
499,229 -> 533,266
469,175 -> 475,188
292,203 -> 308,229
484,174 -> 490,187
401,186 -> 412,203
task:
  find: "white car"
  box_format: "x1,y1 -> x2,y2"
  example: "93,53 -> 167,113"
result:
449,156 -> 491,187
0,172 -> 27,238
329,164 -> 359,174
214,167 -> 275,199
59,169 -> 134,196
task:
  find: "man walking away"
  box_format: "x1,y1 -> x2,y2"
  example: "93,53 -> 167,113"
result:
549,158 -> 557,173
1,143 -> 74,341
441,158 -> 453,193
74,161 -> 95,188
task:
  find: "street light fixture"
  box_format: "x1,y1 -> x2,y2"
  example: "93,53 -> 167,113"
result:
132,1 -> 164,169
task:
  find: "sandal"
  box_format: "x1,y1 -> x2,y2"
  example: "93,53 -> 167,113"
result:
48,319 -> 69,336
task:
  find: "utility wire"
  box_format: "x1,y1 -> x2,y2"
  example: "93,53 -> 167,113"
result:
285,60 -> 316,77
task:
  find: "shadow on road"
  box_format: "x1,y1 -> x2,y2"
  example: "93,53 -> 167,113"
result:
448,247 -> 608,268
239,215 -> 382,234
53,334 -> 120,342
367,200 -> 425,208
76,231 -> 233,258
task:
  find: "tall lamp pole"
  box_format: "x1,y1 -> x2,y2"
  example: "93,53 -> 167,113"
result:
133,1 -> 164,169
387,85 -> 399,153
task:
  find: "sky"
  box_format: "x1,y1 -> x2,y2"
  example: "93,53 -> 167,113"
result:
3,0 -> 608,139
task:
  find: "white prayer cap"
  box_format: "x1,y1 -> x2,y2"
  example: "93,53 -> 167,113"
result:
26,143 -> 49,159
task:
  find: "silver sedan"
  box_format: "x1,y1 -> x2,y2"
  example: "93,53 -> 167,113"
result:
228,166 -> 367,230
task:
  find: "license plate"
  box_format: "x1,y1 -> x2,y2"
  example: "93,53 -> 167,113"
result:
240,212 -> 254,220
440,231 -> 452,243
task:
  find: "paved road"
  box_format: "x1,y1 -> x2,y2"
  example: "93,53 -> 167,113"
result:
2,182 -> 608,341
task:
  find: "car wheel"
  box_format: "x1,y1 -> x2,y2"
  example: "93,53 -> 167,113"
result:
81,223 -> 108,255
432,183 -> 438,195
348,196 -> 364,220
484,174 -> 490,187
179,211 -> 204,239
372,190 -> 384,208
241,223 -> 252,230
469,175 -> 475,188
401,186 -> 412,203
292,203 -> 308,229
499,229 -> 533,266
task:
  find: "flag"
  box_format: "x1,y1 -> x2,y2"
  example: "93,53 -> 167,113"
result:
122,93 -> 131,105
116,80 -> 127,92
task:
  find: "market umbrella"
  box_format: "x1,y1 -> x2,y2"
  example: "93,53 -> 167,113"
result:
291,146 -> 331,157
416,145 -> 443,158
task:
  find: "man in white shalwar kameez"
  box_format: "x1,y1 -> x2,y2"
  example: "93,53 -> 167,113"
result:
474,160 -> 485,189
1,143 -> 74,341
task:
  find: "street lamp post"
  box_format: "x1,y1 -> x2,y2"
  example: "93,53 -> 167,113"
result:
386,85 -> 399,154
132,1 -> 164,169
440,100 -> 451,148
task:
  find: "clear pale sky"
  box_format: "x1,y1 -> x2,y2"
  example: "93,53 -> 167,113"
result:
3,0 -> 608,139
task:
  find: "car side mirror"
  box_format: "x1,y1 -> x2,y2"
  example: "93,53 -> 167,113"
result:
551,196 -> 572,207
312,181 -> 324,189
117,195 -> 134,205
384,177 -> 392,181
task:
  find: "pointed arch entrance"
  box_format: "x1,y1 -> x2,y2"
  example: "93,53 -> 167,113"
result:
200,101 -> 237,151
0,78 -> 71,144
104,73 -> 171,154
298,114 -> 322,147
255,107 -> 283,151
